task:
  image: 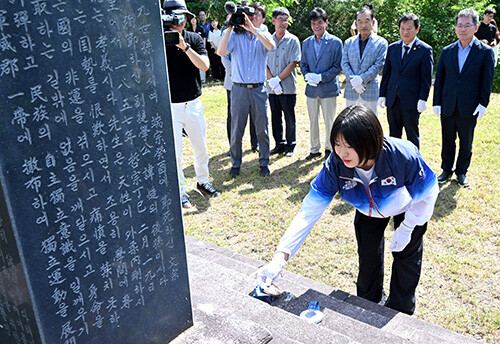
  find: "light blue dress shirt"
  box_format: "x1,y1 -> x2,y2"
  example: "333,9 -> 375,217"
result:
458,37 -> 476,72
227,30 -> 270,84
313,34 -> 325,59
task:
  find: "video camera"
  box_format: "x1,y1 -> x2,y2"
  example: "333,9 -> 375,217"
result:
225,1 -> 255,26
161,10 -> 185,45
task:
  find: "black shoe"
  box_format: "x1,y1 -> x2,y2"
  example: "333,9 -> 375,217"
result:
181,194 -> 192,208
305,152 -> 322,160
325,149 -> 331,159
456,174 -> 470,187
229,167 -> 240,178
270,146 -> 285,155
437,171 -> 452,183
251,145 -> 259,153
197,182 -> 221,197
260,166 -> 270,176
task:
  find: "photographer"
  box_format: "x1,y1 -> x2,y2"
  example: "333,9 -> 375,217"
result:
218,2 -> 275,178
163,0 -> 221,208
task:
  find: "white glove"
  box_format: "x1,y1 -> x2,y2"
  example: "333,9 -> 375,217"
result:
353,83 -> 365,94
389,224 -> 413,252
378,97 -> 386,108
473,104 -> 487,120
350,75 -> 363,88
432,105 -> 441,116
256,255 -> 287,287
274,83 -> 283,95
417,100 -> 427,113
307,73 -> 321,84
268,76 -> 281,90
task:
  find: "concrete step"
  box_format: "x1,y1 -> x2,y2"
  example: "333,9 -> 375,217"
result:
180,236 -> 481,344
175,251 -> 358,343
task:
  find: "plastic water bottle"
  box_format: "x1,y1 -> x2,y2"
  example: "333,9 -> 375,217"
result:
299,301 -> 324,325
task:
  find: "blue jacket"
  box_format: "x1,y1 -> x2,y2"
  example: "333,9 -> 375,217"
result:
433,38 -> 495,117
300,32 -> 343,98
379,38 -> 433,110
276,137 -> 438,257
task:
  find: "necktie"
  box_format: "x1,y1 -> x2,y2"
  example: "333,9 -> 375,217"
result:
402,45 -> 410,63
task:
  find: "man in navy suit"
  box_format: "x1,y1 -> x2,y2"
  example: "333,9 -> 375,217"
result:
433,8 -> 495,187
300,7 -> 343,160
379,13 -> 433,149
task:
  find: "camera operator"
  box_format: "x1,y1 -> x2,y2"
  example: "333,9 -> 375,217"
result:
163,0 -> 221,208
218,2 -> 275,178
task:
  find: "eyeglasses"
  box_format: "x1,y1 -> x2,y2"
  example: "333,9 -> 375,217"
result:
456,24 -> 475,29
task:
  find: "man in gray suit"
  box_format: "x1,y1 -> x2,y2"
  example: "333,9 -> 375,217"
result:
342,7 -> 387,115
300,7 -> 343,160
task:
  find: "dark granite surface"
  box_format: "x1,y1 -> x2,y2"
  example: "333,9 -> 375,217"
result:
0,1 -> 192,343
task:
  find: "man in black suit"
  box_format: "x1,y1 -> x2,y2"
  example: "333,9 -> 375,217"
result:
379,13 -> 433,149
433,8 -> 495,187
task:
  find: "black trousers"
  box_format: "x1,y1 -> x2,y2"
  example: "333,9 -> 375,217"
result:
387,95 -> 420,149
208,46 -> 225,81
440,110 -> 477,175
269,94 -> 297,152
354,211 -> 427,315
226,89 -> 257,148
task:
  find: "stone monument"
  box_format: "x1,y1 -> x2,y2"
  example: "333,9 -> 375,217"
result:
0,1 -> 192,343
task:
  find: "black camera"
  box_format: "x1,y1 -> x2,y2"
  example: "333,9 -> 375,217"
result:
162,10 -> 184,46
164,31 -> 180,46
225,1 -> 255,26
161,11 -> 184,29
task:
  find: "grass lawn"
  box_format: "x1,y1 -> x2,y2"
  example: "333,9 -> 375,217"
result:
179,76 -> 499,343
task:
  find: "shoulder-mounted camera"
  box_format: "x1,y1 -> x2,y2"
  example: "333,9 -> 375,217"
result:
225,1 -> 255,27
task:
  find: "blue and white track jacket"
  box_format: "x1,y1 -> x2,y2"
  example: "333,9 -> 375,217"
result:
276,137 -> 439,257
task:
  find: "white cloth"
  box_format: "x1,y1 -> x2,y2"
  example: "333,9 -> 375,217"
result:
171,97 -> 210,196
378,97 -> 386,108
306,96 -> 337,153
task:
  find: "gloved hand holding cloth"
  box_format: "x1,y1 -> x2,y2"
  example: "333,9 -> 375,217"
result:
256,254 -> 287,288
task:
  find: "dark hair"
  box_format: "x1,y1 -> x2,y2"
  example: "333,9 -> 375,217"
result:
272,7 -> 290,18
398,13 -> 419,29
330,105 -> 384,165
485,8 -> 496,16
209,18 -> 220,31
355,7 -> 373,21
363,2 -> 373,10
308,7 -> 328,22
251,2 -> 266,18
454,8 -> 479,26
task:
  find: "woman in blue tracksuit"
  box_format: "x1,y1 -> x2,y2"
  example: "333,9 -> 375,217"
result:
257,105 -> 439,315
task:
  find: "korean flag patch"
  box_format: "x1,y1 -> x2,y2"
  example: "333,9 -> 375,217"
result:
381,176 -> 396,186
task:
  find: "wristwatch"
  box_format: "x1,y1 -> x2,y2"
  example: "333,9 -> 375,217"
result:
183,43 -> 190,53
